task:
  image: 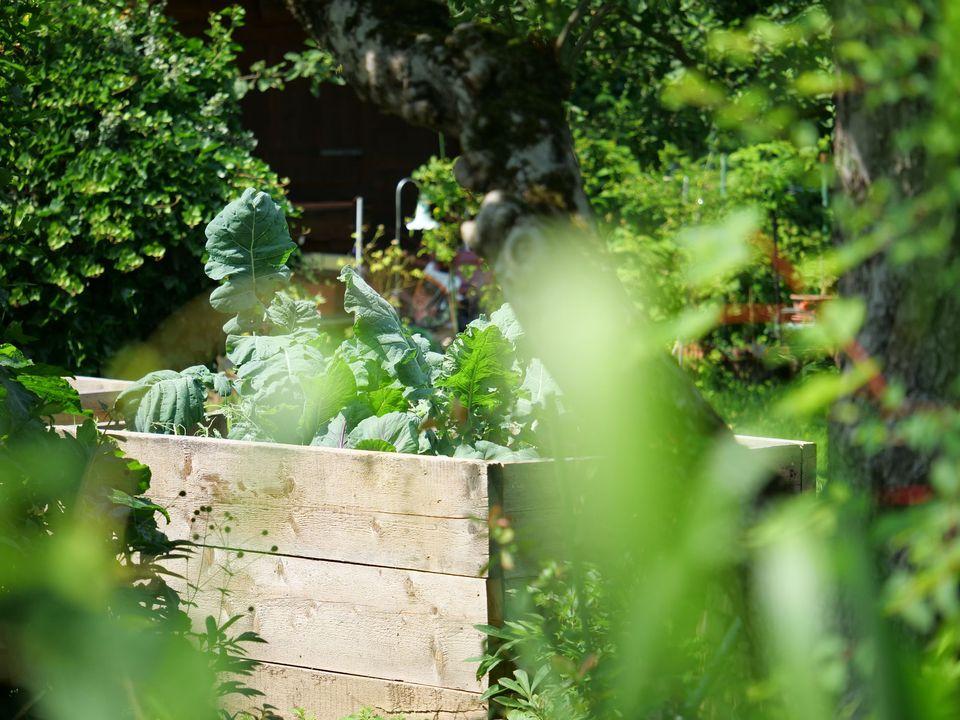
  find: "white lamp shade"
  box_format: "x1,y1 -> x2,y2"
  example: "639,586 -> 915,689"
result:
406,199 -> 440,231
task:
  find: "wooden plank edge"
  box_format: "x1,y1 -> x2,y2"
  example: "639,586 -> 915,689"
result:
800,442 -> 818,492
734,434 -> 813,450
67,375 -> 133,393
168,548 -> 489,692
107,428 -> 491,470
227,661 -> 487,720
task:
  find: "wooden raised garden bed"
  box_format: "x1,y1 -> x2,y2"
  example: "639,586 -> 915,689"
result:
65,377 -> 816,719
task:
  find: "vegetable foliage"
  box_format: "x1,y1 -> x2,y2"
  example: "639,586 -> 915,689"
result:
117,189 -> 557,458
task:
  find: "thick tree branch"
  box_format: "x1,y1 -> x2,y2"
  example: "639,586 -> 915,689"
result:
556,0 -> 594,59
621,10 -> 697,68
566,3 -> 617,68
285,0 -> 591,275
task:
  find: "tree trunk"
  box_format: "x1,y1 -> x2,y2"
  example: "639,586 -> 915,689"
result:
831,45 -> 960,494
285,0 -> 726,442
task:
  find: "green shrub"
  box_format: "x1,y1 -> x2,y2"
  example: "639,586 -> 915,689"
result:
575,135 -> 833,319
411,155 -> 479,264
411,138 -> 833,383
0,0 -> 291,373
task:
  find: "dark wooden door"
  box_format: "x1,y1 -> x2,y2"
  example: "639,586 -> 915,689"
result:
165,0 -> 446,252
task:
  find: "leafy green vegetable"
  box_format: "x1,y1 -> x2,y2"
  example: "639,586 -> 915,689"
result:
454,441 -> 539,461
339,265 -> 432,395
204,188 -> 297,334
264,293 -> 322,336
517,357 -> 562,417
347,412 -> 422,454
116,366 -> 228,434
437,322 -> 518,442
119,189 -> 559,458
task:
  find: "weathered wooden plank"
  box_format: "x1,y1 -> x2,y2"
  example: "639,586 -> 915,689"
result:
168,547 -> 488,693
494,458 -> 586,515
227,662 -> 486,719
734,435 -> 816,494
68,375 -> 133,394
114,431 -> 488,518
800,441 -> 818,491
493,436 -> 817,578
53,394 -> 817,717
56,376 -> 132,424
161,496 -> 488,576
111,431 -> 491,575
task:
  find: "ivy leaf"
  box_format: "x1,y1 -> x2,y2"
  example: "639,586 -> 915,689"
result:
204,188 -> 296,331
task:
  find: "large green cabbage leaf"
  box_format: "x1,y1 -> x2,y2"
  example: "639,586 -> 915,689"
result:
339,265 -> 432,394
115,366 -> 228,434
204,188 -> 296,333
347,411 -> 421,454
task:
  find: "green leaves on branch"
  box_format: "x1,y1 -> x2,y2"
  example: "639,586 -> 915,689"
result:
0,1 -> 291,373
0,342 -> 82,438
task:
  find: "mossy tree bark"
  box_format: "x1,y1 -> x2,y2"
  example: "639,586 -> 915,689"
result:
285,0 -> 726,441
832,63 -> 960,494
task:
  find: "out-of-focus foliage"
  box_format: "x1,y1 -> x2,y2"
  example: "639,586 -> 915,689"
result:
448,0 -> 832,161
0,0 -> 290,373
435,2 -> 960,719
0,337 -> 274,719
0,339 -> 219,718
468,221 -> 955,719
242,38 -> 344,95
579,135 -> 832,313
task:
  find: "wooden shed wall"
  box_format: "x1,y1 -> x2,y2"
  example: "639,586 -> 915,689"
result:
164,0 -> 448,253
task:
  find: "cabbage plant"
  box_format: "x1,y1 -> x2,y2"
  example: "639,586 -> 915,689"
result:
116,189 -> 557,459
